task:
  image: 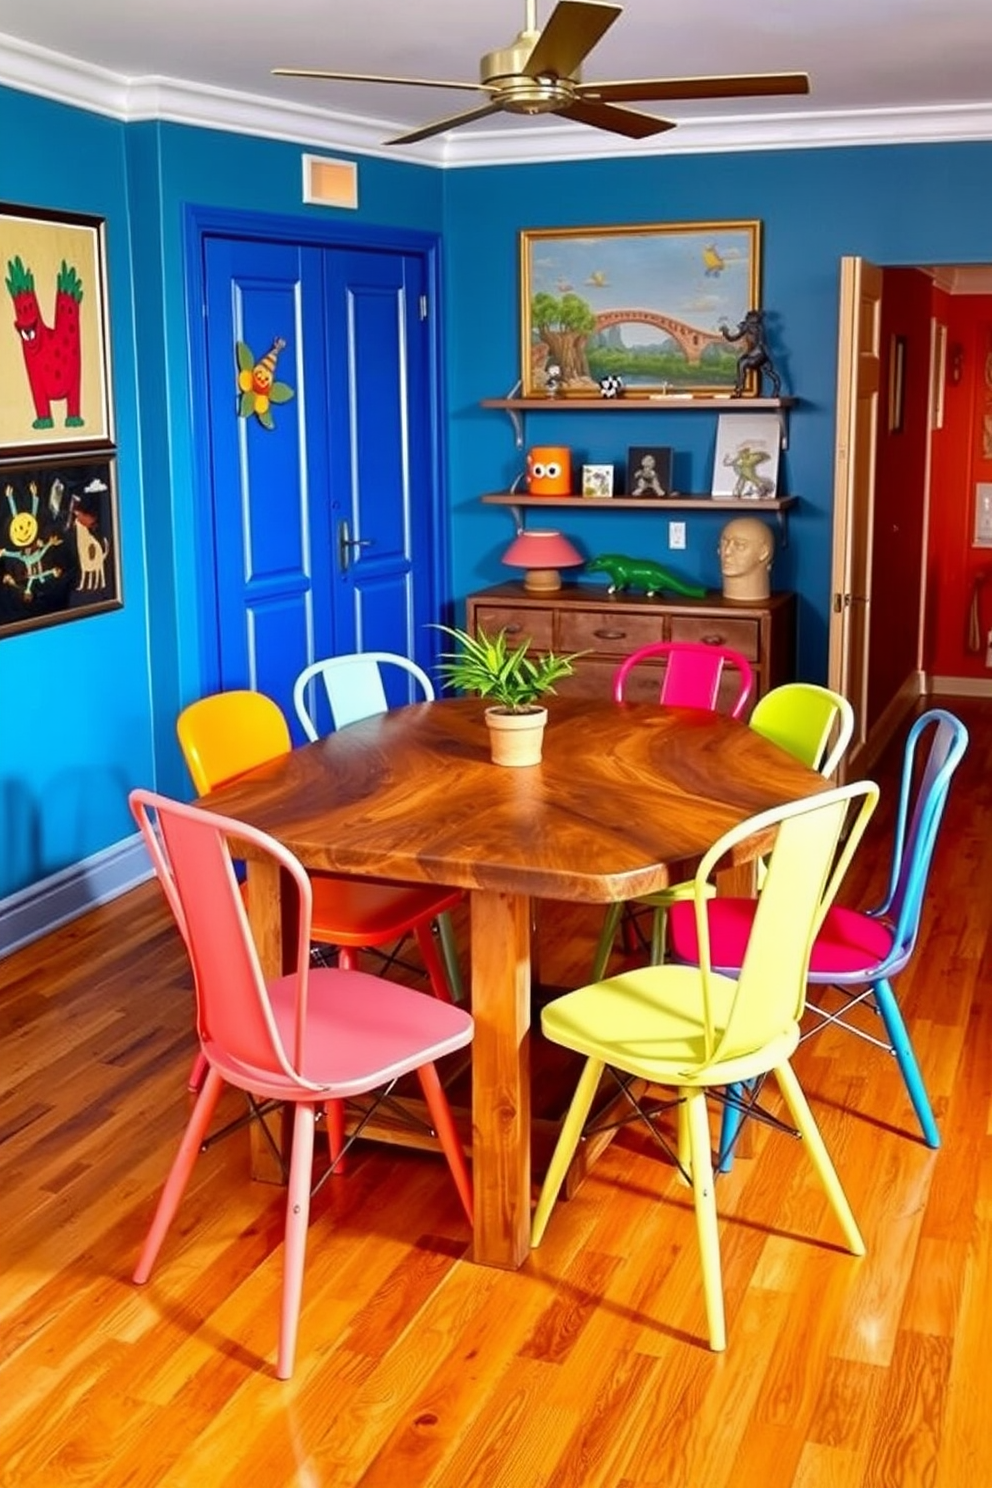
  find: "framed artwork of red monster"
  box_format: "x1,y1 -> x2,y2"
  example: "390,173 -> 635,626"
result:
1,202 -> 115,459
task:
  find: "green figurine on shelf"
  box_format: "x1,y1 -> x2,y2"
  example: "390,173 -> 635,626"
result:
586,553 -> 707,599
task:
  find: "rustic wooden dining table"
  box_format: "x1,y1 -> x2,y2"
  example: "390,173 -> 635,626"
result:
196,694 -> 827,1270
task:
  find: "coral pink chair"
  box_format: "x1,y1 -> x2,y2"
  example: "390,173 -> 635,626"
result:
590,640 -> 755,979
130,788 -> 474,1379
178,690 -> 464,1105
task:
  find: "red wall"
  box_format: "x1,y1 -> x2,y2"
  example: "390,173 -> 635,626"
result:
868,269 -> 931,725
928,293 -> 992,680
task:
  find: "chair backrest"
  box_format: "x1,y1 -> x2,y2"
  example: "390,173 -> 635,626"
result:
874,708 -> 968,970
613,640 -> 753,717
749,682 -> 855,778
692,780 -> 879,1069
130,788 -> 318,1088
293,651 -> 435,741
177,690 -> 291,795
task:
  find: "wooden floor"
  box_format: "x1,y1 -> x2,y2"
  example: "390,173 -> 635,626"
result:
2,695 -> 991,1488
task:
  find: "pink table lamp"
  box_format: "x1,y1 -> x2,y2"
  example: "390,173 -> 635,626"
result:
502,529 -> 584,593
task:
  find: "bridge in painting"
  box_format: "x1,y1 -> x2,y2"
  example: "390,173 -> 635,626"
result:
594,309 -> 725,364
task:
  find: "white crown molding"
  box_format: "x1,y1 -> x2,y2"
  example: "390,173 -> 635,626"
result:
3,30 -> 992,169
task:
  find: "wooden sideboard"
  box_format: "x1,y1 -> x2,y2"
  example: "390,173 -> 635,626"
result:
465,582 -> 796,707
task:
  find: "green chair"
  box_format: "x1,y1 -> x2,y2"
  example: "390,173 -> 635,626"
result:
590,681 -> 855,979
532,780 -> 879,1352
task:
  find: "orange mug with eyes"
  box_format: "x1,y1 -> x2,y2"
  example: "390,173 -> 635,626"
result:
526,446 -> 572,496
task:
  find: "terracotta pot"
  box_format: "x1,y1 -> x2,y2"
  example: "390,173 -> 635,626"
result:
484,705 -> 547,767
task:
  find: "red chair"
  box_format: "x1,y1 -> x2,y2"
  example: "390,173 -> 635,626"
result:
612,639 -> 754,715
130,788 -> 474,1379
590,641 -> 755,979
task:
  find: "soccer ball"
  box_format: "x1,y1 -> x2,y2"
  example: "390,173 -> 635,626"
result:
598,375 -> 625,399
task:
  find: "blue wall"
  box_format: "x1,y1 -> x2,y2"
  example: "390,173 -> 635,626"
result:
3,71 -> 992,913
440,143 -> 992,679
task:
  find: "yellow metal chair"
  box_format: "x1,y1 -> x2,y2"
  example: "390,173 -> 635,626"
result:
532,779 -> 878,1351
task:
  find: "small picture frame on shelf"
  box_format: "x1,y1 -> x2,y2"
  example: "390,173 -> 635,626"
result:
581,463 -> 614,498
711,414 -> 780,500
626,446 -> 672,498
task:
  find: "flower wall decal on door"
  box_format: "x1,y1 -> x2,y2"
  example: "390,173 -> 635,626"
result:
236,337 -> 295,428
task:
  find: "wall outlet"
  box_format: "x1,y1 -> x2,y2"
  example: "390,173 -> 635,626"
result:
669,520 -> 686,550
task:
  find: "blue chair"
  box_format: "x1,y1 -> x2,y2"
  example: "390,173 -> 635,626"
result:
667,708 -> 969,1160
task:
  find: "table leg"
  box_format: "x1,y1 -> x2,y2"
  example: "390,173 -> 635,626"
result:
246,857 -> 293,1184
470,889 -> 532,1269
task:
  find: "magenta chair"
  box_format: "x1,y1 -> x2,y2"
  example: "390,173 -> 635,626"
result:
667,708 -> 969,1164
130,788 -> 474,1379
590,640 -> 755,980
611,639 -> 754,715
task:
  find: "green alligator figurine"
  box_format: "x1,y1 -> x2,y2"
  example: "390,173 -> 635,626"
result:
586,553 -> 707,599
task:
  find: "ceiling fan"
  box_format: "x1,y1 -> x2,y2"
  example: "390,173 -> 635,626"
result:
274,0 -> 810,146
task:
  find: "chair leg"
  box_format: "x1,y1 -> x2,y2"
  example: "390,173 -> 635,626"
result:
650,905 -> 669,965
591,905 -> 624,981
277,1103 -> 316,1380
685,1087 -> 726,1351
416,1062 -> 473,1225
872,977 -> 940,1147
436,911 -> 465,1002
414,922 -> 455,1004
773,1060 -> 865,1256
133,1068 -> 224,1285
187,1050 -> 208,1093
531,1057 -> 604,1247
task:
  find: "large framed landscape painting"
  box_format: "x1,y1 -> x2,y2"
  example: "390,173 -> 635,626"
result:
520,220 -> 761,398
0,202 -> 115,458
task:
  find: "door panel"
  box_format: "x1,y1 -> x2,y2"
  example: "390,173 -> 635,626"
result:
829,255 -> 882,774
324,249 -> 434,664
203,235 -> 333,730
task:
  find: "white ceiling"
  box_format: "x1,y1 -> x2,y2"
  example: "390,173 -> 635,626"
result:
3,0 -> 992,166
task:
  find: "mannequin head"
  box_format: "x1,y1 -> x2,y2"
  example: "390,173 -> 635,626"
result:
718,516 -> 775,601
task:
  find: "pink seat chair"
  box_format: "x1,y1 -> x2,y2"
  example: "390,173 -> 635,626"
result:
590,640 -> 755,979
667,707 -> 969,1162
130,788 -> 474,1380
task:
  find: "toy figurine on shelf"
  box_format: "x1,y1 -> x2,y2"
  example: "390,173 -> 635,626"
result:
544,361 -> 562,398
719,309 -> 782,398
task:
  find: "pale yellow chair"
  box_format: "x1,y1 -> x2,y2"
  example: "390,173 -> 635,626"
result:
532,779 -> 879,1351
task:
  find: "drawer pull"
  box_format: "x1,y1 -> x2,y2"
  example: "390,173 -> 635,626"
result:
700,633 -> 726,646
500,623 -> 523,635
593,628 -> 627,640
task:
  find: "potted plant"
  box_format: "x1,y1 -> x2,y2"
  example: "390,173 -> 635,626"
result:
433,623 -> 584,766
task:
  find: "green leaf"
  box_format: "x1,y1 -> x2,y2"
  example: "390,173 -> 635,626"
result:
268,382 -> 295,403
236,341 -> 255,372
238,391 -> 255,418
257,408 -> 275,430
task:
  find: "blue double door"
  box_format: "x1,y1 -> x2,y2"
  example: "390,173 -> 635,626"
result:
199,229 -> 443,739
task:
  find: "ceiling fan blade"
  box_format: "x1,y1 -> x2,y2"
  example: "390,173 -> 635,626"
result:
386,100 -> 506,146
576,72 -> 811,105
523,1 -> 622,79
273,68 -> 487,95
559,98 -> 675,139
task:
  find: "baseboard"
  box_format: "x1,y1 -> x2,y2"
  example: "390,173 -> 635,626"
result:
0,834 -> 152,959
929,675 -> 992,697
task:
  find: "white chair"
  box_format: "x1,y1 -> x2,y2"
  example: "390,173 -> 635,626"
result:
293,651 -> 463,999
293,651 -> 435,738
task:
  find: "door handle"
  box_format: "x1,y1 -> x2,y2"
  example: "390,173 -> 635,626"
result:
338,519 -> 374,573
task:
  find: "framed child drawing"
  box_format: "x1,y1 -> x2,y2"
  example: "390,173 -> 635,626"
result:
1,202 -> 115,459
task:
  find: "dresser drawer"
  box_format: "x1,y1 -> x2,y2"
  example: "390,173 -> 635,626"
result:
668,614 -> 761,660
470,603 -> 555,650
557,608 -> 666,655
